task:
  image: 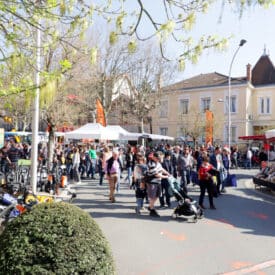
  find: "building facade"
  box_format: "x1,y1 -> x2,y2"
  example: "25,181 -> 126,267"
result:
150,53 -> 275,145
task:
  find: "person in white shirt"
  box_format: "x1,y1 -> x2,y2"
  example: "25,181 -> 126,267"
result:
72,147 -> 81,184
246,148 -> 253,169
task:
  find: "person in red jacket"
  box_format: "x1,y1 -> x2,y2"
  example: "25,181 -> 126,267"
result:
198,155 -> 217,210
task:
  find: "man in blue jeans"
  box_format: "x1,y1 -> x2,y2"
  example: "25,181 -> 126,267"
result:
177,147 -> 193,194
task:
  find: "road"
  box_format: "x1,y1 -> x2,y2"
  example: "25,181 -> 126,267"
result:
73,169 -> 275,275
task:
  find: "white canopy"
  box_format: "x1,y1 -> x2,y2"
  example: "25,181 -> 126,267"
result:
105,126 -> 174,141
265,129 -> 275,140
64,123 -> 119,140
140,133 -> 174,141
105,125 -> 141,141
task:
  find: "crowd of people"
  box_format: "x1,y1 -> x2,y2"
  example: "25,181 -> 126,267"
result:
52,142 -> 234,217
0,137 -> 271,218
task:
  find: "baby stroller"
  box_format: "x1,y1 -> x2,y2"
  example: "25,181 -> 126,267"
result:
167,176 -> 203,222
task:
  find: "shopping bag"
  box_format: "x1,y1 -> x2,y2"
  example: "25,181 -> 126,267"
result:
190,170 -> 199,185
211,181 -> 218,198
226,174 -> 237,187
1,193 -> 17,206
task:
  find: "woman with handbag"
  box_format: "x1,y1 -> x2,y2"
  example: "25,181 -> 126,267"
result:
105,150 -> 120,203
198,155 -> 217,210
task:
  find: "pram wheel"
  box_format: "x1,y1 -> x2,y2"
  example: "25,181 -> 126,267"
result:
172,213 -> 178,219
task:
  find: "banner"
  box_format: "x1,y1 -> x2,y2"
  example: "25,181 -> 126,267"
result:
96,99 -> 106,127
205,110 -> 213,145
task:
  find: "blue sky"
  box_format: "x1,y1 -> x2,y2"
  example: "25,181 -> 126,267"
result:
179,2 -> 275,79
93,1 -> 275,80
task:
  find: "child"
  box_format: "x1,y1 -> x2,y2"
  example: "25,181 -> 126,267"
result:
132,154 -> 148,214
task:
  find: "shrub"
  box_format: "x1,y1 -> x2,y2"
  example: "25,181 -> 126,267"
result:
0,202 -> 115,274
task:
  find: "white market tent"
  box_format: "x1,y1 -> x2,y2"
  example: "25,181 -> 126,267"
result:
64,123 -> 119,140
140,133 -> 175,141
105,125 -> 141,141
64,123 -> 174,141
265,129 -> 275,140
105,126 -> 175,141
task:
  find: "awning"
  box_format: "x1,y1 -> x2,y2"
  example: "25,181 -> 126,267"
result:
238,135 -> 266,141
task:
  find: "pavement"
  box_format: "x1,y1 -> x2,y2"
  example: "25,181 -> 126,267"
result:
70,168 -> 275,275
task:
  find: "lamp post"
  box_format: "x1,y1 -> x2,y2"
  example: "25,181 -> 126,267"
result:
29,16 -> 41,195
227,39 -> 247,151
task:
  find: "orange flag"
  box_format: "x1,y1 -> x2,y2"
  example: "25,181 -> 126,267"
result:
205,110 -> 213,145
96,99 -> 106,126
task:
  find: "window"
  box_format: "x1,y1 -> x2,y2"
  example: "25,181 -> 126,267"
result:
259,97 -> 271,114
178,127 -> 185,137
160,127 -> 168,135
201,97 -> 211,112
225,126 -> 237,142
226,96 -> 237,113
159,100 -> 168,118
179,99 -> 189,115
231,126 -> 237,142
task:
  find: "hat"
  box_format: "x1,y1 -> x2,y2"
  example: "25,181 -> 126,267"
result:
223,147 -> 230,153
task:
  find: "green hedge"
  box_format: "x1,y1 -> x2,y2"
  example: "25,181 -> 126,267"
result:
0,202 -> 115,274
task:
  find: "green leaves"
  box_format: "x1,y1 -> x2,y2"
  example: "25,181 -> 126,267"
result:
127,40 -> 137,53
59,59 -> 72,72
90,47 -> 98,64
182,12 -> 196,31
0,203 -> 115,274
109,31 -> 118,44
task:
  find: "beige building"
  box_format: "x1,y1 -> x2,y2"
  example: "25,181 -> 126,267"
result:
150,52 -> 275,145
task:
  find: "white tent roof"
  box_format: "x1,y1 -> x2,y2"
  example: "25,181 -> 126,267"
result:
64,123 -> 119,140
265,129 -> 275,139
140,133 -> 174,141
105,125 -> 141,141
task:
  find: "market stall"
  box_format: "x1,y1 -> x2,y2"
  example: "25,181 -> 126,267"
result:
64,123 -> 119,140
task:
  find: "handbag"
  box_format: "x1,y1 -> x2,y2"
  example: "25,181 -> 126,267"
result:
190,170 -> 199,185
226,174 -> 237,187
210,179 -> 218,198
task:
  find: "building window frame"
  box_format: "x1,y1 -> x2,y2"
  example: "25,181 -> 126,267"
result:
225,95 -> 237,113
160,127 -> 168,136
179,99 -> 189,115
201,97 -> 211,113
259,97 -> 271,114
159,100 -> 168,118
225,125 -> 237,143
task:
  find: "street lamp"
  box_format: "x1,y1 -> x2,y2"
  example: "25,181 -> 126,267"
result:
227,39 -> 247,151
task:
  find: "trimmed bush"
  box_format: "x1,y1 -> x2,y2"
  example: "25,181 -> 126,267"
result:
0,202 -> 115,274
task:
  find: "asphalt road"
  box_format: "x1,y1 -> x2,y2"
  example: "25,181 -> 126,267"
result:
73,169 -> 275,275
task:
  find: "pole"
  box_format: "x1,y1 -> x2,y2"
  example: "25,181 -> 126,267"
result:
30,19 -> 41,195
228,39 -> 247,151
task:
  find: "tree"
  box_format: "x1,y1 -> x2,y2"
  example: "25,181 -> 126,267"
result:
91,0 -> 274,67
63,35 -> 132,125
124,42 -> 177,132
178,105 -> 206,147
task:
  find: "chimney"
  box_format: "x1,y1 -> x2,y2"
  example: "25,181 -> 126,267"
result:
246,63 -> 251,82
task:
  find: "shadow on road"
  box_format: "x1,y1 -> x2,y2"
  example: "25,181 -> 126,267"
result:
73,172 -> 275,237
